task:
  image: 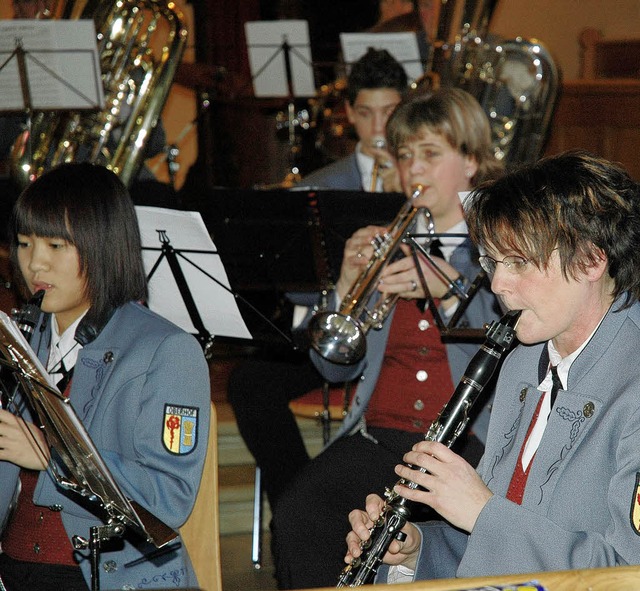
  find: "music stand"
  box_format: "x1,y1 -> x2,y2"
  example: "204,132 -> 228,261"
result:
0,19 -> 103,181
0,20 -> 103,112
245,20 -> 316,184
339,31 -> 425,83
0,312 -> 176,591
136,206 -> 252,356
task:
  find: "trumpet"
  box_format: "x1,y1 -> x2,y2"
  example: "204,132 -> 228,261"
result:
308,185 -> 432,365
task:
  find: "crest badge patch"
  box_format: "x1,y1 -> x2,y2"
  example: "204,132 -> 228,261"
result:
163,404 -> 198,455
630,473 -> 640,536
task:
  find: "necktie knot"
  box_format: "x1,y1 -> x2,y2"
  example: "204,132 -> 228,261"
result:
550,365 -> 562,407
429,238 -> 444,259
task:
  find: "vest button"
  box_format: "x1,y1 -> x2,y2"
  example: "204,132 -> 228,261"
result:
418,346 -> 429,356
418,319 -> 430,331
412,420 -> 423,429
414,399 -> 425,411
34,543 -> 40,554
416,370 -> 428,382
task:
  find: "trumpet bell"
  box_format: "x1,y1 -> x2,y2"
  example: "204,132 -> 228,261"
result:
308,311 -> 367,365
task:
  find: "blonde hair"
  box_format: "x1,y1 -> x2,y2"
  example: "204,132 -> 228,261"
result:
386,87 -> 503,184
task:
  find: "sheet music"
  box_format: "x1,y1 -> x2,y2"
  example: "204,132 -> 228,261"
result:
245,20 -> 316,97
0,311 -> 177,547
0,20 -> 103,111
340,32 -> 424,83
136,206 -> 252,340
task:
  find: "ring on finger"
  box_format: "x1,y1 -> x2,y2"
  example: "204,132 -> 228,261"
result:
410,280 -> 418,292
356,250 -> 363,259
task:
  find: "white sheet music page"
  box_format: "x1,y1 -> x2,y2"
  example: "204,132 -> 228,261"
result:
340,32 -> 423,83
136,206 -> 252,340
245,20 -> 316,97
0,19 -> 103,111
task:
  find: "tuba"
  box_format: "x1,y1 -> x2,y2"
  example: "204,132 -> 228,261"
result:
415,0 -> 560,166
10,0 -> 187,189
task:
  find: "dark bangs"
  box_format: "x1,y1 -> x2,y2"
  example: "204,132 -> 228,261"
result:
12,188 -> 74,243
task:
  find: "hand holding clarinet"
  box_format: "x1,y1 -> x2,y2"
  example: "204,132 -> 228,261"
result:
339,309 -> 520,586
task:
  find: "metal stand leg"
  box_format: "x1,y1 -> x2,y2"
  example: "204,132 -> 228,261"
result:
251,465 -> 263,569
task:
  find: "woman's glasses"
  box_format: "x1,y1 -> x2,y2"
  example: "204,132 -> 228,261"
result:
478,255 -> 530,275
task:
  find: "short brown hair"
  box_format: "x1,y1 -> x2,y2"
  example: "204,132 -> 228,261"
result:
386,88 -> 503,185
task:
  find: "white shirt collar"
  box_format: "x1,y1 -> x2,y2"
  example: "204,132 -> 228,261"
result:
538,310 -> 607,392
48,312 -> 86,374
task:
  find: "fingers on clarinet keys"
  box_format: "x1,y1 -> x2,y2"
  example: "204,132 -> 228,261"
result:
395,531 -> 407,543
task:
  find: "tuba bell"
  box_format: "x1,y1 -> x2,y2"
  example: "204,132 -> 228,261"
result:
413,0 -> 561,167
9,0 -> 187,189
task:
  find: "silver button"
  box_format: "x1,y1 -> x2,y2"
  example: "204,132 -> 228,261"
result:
416,370 -> 428,382
34,543 -> 40,554
414,399 -> 424,411
412,420 -> 423,429
103,560 -> 118,573
418,319 -> 430,331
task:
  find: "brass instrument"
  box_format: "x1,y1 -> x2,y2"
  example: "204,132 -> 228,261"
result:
309,1 -> 559,169
414,0 -> 560,166
308,185 -> 431,365
10,0 -> 187,189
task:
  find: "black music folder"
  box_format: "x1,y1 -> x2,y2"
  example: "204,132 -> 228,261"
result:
194,187 -> 406,293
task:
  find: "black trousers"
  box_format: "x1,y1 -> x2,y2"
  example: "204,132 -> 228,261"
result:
270,426 -> 483,590
226,355 -> 325,508
0,554 -> 88,591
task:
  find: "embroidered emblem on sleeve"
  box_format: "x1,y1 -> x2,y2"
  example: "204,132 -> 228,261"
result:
630,473 -> 640,536
163,404 -> 198,455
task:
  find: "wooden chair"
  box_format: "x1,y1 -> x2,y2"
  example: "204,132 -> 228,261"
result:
180,402 -> 222,591
251,382 -> 352,569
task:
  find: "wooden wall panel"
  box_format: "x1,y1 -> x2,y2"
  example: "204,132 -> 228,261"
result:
545,79 -> 640,180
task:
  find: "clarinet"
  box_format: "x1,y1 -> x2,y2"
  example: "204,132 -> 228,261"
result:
337,309 -> 521,587
1,290 -> 46,410
13,289 -> 46,343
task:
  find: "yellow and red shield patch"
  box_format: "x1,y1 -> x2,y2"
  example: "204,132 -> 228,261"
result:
163,404 -> 199,455
630,473 -> 640,536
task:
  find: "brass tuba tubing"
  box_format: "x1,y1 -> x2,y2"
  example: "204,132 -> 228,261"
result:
9,0 -> 187,189
308,185 -> 426,365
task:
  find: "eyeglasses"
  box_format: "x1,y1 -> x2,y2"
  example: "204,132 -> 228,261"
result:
478,254 -> 530,275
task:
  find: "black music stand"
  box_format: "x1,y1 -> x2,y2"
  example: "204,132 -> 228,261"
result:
136,207 -> 253,357
0,20 -> 103,112
312,190 -> 488,341
245,20 -> 316,184
0,313 -> 177,591
0,19 -> 103,182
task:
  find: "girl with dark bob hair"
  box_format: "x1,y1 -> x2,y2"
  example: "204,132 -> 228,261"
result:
0,163 -> 210,591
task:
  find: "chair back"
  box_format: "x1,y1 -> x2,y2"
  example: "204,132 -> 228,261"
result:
180,402 -> 222,591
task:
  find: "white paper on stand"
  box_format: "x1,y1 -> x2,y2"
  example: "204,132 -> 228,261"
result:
136,206 -> 252,341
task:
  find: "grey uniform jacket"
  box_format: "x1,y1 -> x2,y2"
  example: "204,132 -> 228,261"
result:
409,297 -> 640,580
0,302 -> 211,590
300,153 -> 363,191
309,238 -> 500,444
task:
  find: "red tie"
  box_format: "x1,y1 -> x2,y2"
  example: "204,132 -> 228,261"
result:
506,366 -> 562,504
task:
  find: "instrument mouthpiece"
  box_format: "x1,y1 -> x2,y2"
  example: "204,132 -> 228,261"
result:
410,184 -> 425,199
